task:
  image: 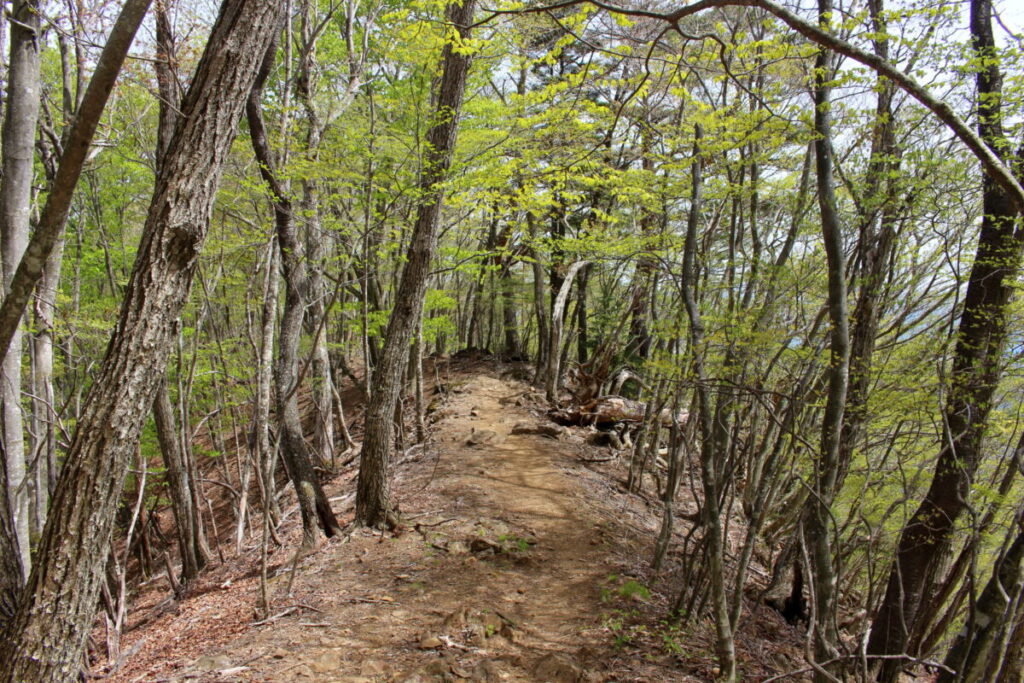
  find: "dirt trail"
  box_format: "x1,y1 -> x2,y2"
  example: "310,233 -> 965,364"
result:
134,371 -> 672,683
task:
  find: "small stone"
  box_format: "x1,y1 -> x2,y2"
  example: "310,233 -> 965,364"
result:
510,422 -> 566,439
360,660 -> 387,676
448,540 -> 470,555
419,634 -> 444,649
467,623 -> 487,645
466,429 -> 499,446
532,653 -> 582,683
469,538 -> 501,555
473,659 -> 502,682
310,650 -> 346,673
193,654 -> 232,672
480,612 -> 504,637
423,659 -> 451,676
443,607 -> 470,629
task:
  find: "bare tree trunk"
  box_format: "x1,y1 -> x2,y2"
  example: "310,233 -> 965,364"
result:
527,213 -> 549,380
247,34 -> 341,547
28,230 -> 63,540
544,261 -> 586,403
0,0 -> 42,585
297,2 -> 339,469
153,381 -> 208,583
0,4 -> 284,679
499,260 -> 522,358
996,603 -> 1024,682
254,239 -> 280,523
149,0 -> 209,587
355,0 -> 476,528
803,2 -> 849,676
413,316 -> 427,444
681,125 -> 736,683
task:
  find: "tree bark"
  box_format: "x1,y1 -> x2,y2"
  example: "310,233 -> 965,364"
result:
355,0 -> 477,528
149,0 -> 209,586
0,3 -> 284,679
544,260 -> 586,403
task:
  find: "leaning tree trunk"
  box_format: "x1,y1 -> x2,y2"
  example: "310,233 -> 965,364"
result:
247,35 -> 342,546
0,0 -> 153,362
0,3 -> 284,680
355,0 -> 477,528
868,0 -> 1024,677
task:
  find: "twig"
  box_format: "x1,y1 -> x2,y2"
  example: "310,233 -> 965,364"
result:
340,596 -> 396,604
759,653 -> 955,683
414,518 -> 460,529
250,603 -> 323,627
251,605 -> 300,626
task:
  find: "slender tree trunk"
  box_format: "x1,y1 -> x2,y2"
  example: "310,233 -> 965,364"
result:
499,257 -> 522,358
837,0 -> 899,490
153,380 -> 208,583
527,213 -> 549,380
681,125 -> 736,683
254,240 -> 280,523
627,123 -> 657,362
803,2 -> 849,676
149,0 -> 209,586
355,0 -> 476,528
247,35 -> 341,547
544,261 -> 586,403
297,6 -> 337,469
0,0 -> 43,585
0,4 -> 284,679
28,229 -> 63,540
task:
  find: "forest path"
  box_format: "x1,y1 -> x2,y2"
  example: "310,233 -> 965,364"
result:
156,370 -> 651,683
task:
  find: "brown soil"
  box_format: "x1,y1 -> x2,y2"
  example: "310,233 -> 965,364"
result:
97,364 -> 805,682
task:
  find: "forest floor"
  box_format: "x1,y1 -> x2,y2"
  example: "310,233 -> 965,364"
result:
95,360 -> 808,682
